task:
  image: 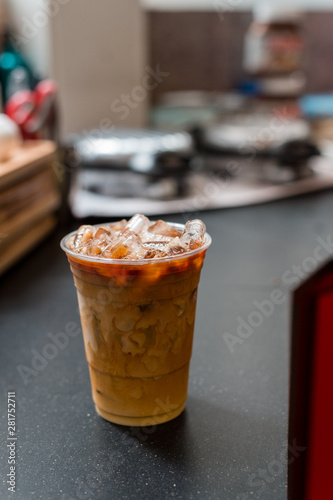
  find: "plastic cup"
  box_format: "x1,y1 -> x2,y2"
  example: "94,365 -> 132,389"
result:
61,222 -> 211,426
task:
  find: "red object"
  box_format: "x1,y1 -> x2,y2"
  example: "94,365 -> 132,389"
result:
306,290 -> 333,498
5,79 -> 57,140
289,261 -> 333,499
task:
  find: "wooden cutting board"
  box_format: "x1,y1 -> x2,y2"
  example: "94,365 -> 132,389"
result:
0,168 -> 59,223
0,141 -> 57,190
0,140 -> 59,275
0,188 -> 61,250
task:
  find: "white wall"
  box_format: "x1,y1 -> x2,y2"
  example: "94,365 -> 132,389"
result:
6,0 -> 148,138
5,0 -> 51,77
50,0 -> 148,137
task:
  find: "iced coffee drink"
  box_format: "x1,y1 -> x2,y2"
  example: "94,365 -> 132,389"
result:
61,215 -> 211,426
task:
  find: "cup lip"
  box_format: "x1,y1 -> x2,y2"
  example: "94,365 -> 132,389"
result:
60,221 -> 212,266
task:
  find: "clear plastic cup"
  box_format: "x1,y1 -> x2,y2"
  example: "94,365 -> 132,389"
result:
61,222 -> 211,426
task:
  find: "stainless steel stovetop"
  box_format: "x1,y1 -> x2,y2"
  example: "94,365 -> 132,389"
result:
69,157 -> 333,218
67,128 -> 333,219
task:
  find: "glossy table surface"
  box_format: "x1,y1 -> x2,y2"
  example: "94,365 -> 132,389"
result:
2,190 -> 333,500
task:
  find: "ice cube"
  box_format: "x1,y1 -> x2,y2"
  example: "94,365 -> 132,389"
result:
125,244 -> 147,260
102,230 -> 143,259
89,245 -> 102,256
180,219 -> 206,250
168,237 -> 187,255
74,243 -> 91,255
110,219 -> 127,232
141,232 -> 172,244
142,242 -> 170,259
68,216 -> 207,259
114,305 -> 141,331
125,214 -> 150,235
174,298 -> 187,317
83,227 -> 113,256
120,333 -> 146,355
94,227 -> 113,246
148,220 -> 182,238
73,225 -> 95,249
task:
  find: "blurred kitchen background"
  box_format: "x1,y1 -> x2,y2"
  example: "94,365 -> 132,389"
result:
2,0 -> 333,272
2,0 -> 332,133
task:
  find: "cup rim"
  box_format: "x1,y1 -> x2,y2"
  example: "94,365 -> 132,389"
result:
60,221 -> 212,266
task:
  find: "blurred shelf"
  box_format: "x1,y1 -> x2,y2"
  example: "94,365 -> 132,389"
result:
0,140 -> 60,275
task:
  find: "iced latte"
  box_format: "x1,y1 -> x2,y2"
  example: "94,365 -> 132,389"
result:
61,215 -> 211,426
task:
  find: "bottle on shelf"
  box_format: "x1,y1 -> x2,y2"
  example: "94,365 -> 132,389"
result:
243,3 -> 306,118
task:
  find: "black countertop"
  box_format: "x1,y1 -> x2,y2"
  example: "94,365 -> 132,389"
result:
2,190 -> 333,500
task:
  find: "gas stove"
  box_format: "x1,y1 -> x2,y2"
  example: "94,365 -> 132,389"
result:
66,127 -> 333,219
